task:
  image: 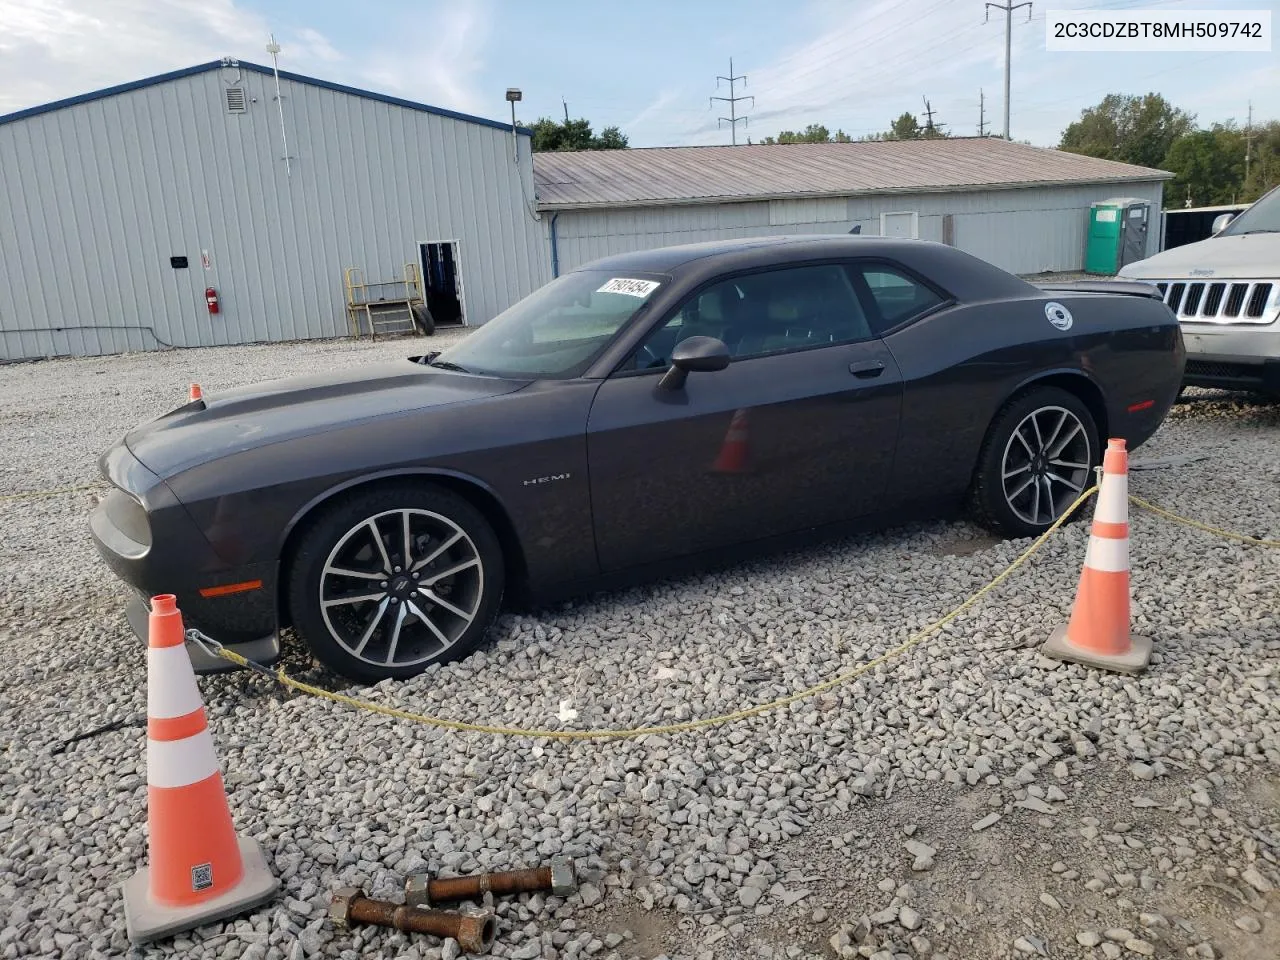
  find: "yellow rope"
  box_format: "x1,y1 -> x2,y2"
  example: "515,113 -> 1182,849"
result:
0,483 -> 99,502
1129,495 -> 1280,548
212,486 -> 1100,740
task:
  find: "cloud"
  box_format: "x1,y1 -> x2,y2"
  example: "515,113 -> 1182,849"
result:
293,27 -> 343,64
0,0 -> 493,121
624,91 -> 682,135
0,0 -> 267,113
355,2 -> 493,118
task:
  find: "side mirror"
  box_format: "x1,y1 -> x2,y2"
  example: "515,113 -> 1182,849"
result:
1211,213 -> 1235,235
658,336 -> 730,390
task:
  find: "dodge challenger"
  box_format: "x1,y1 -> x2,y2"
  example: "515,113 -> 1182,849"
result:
91,236 -> 1185,682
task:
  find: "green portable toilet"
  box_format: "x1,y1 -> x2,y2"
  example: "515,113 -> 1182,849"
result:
1085,198 -> 1151,275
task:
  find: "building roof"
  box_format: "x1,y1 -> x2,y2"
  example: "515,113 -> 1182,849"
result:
533,138 -> 1173,210
0,59 -> 531,134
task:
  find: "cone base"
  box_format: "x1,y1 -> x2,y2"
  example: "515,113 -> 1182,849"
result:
123,837 -> 279,944
1041,624 -> 1153,675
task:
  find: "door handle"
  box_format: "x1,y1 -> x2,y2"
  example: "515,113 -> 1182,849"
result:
849,360 -> 886,379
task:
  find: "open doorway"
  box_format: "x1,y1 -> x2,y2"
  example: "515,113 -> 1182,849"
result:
419,241 -> 465,327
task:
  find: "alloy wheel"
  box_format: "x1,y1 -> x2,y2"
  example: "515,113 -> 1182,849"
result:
318,509 -> 484,668
1000,405 -> 1092,527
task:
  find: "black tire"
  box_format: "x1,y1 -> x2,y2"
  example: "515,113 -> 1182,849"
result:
970,386 -> 1100,539
411,303 -> 436,336
286,483 -> 504,683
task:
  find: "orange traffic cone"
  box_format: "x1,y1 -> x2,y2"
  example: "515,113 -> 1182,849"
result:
711,408 -> 752,474
122,595 -> 279,944
189,383 -> 203,402
1041,438 -> 1153,674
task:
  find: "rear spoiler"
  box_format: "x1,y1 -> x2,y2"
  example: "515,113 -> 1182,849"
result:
1034,279 -> 1165,300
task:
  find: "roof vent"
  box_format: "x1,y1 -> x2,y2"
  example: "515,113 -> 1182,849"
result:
224,87 -> 247,114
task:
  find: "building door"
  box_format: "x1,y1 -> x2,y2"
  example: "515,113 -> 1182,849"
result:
880,211 -> 919,239
419,241 -> 465,326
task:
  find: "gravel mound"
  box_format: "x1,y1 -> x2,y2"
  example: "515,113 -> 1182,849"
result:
1,343 -> 1277,960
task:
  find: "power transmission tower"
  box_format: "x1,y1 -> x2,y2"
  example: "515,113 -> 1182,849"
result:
1245,100 -> 1254,186
922,96 -> 937,136
985,1 -> 1033,140
710,58 -> 754,145
978,89 -> 988,137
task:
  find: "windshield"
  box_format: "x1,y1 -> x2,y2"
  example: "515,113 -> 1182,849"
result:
432,270 -> 664,379
1220,185 -> 1280,236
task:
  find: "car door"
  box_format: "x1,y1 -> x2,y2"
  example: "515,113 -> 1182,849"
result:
586,261 -> 904,573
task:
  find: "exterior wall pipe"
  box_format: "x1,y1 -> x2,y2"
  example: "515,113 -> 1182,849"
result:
550,211 -> 561,278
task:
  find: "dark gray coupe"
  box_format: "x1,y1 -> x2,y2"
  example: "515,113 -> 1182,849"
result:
91,237 -> 1184,681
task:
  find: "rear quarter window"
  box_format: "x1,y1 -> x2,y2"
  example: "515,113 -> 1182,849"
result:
858,266 -> 945,332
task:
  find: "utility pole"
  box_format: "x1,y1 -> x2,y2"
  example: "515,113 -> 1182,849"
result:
922,96 -> 937,136
562,98 -> 569,123
710,58 -> 754,145
1245,100 -> 1254,187
985,1 -> 1033,140
978,89 -> 988,137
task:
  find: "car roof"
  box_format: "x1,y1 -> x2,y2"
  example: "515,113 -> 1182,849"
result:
574,235 -> 952,274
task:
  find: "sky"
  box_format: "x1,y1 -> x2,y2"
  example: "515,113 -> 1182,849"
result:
1,0 -> 1275,149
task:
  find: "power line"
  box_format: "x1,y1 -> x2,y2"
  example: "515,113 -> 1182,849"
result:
710,57 -> 754,145
985,0 -> 1033,140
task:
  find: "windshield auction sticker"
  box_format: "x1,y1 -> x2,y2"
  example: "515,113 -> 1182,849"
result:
598,278 -> 661,298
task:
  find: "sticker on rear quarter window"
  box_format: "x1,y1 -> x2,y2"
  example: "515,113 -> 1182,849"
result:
598,278 -> 660,298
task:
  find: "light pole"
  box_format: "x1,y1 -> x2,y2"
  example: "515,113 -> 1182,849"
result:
505,88 -> 522,164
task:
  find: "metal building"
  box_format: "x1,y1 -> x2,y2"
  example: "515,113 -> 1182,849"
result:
0,59 -> 550,360
534,139 -> 1172,278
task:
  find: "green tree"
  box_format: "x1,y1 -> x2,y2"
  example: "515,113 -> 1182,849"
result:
1058,93 -> 1194,168
594,125 -> 628,150
1243,119 -> 1280,201
529,117 -> 629,152
856,112 -> 951,141
887,112 -> 922,140
1164,124 -> 1247,207
761,123 -> 853,144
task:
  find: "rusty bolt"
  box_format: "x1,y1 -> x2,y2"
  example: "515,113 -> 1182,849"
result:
328,886 -> 359,927
405,857 -> 577,907
550,857 -> 576,897
404,872 -> 432,908
327,887 -> 496,954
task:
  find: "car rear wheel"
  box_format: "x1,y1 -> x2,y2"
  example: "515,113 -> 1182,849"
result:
970,387 -> 1100,539
286,483 -> 504,682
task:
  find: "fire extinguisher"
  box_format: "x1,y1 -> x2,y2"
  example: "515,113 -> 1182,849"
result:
205,287 -> 220,315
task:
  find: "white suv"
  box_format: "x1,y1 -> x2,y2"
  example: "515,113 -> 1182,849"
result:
1118,185 -> 1280,397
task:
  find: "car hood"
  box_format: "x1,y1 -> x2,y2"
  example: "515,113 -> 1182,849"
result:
125,360 -> 527,478
1118,233 -> 1280,280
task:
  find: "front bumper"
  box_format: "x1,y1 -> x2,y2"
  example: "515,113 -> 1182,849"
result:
123,594 -> 280,673
1181,321 -> 1280,395
90,441 -> 282,669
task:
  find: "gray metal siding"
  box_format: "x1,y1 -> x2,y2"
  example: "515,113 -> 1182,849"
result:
553,181 -> 1166,277
0,67 -> 550,360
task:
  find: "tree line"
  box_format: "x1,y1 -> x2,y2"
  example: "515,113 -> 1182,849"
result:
1057,93 -> 1277,207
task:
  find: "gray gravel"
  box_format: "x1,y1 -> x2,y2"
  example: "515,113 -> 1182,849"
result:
1,337 -> 1278,960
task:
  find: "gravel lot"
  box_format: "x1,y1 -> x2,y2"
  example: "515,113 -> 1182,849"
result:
1,334 -> 1278,960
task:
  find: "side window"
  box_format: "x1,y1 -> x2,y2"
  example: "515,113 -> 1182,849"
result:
857,264 -> 945,333
628,264 -> 872,370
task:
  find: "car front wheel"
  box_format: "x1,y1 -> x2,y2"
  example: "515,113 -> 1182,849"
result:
286,483 -> 504,682
970,386 -> 1100,538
